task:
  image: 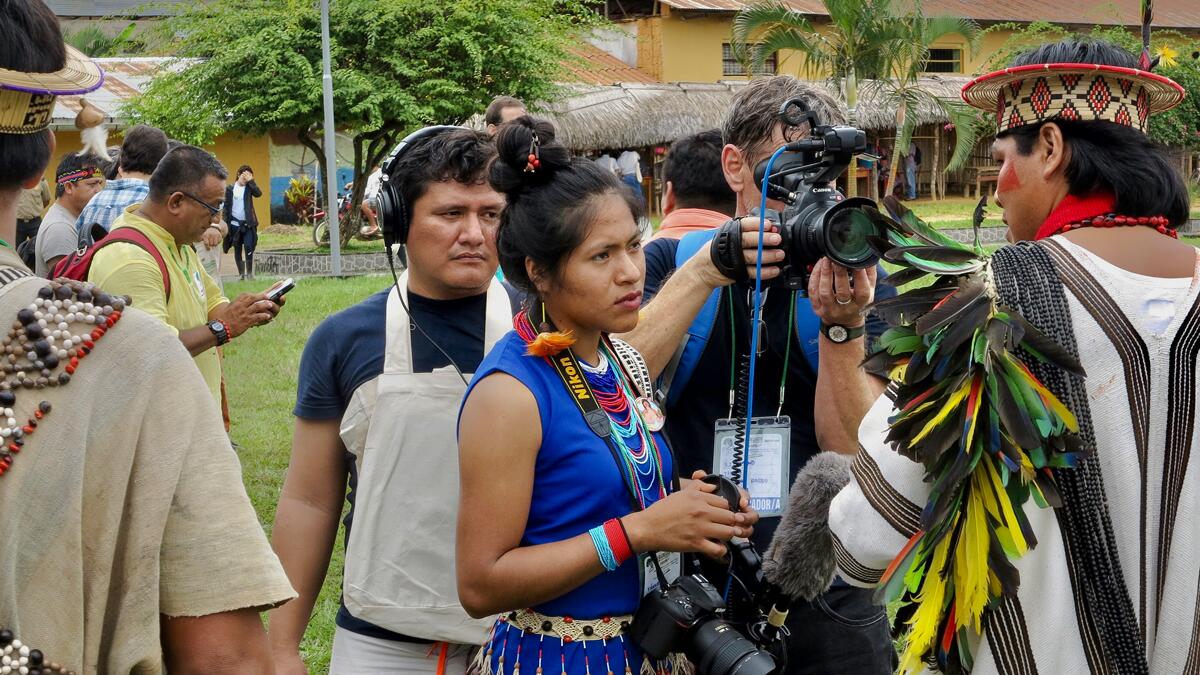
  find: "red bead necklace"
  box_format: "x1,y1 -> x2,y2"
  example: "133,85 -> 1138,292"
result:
1052,213 -> 1177,239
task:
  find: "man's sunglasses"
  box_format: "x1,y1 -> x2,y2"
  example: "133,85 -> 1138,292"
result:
180,191 -> 224,216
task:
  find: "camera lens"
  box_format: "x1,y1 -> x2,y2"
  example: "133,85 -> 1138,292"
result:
823,204 -> 877,268
690,620 -> 777,675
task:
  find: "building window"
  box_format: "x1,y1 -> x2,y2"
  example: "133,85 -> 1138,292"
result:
924,48 -> 963,73
723,43 -> 776,77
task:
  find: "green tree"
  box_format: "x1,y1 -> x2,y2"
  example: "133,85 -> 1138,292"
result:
732,0 -> 981,199
125,0 -> 600,245
878,7 -> 983,195
732,0 -> 898,197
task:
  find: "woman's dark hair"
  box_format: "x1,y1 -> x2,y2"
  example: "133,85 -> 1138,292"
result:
0,0 -> 65,190
237,164 -> 252,176
491,116 -> 644,296
1001,39 -> 1191,226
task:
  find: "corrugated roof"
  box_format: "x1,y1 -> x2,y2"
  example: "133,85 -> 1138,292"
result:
563,44 -> 659,85
47,0 -> 182,17
659,0 -> 1200,28
49,57 -> 194,128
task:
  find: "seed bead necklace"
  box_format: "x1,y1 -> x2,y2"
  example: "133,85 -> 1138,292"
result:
0,280 -> 125,478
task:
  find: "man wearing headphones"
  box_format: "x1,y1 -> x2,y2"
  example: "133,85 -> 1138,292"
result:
267,127 -> 515,673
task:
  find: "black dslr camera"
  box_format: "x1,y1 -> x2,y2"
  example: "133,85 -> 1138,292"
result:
628,476 -> 788,675
751,97 -> 881,291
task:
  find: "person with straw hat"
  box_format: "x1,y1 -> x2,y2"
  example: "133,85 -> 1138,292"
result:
0,1 -> 295,671
827,36 -> 1196,674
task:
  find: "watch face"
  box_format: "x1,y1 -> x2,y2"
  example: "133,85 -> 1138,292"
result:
828,325 -> 849,342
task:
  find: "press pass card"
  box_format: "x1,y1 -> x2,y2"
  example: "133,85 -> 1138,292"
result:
712,416 -> 791,517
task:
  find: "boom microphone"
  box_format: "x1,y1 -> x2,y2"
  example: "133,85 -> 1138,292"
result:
762,451 -> 853,601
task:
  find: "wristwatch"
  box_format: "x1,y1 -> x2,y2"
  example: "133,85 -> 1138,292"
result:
821,322 -> 864,344
208,319 -> 231,346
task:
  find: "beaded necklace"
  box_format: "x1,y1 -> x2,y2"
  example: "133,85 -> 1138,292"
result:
514,310 -> 667,509
581,344 -> 667,508
0,280 -> 124,478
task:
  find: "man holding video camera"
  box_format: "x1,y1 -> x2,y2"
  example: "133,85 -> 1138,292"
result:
625,76 -> 896,673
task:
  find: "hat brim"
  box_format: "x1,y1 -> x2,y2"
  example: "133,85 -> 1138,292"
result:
962,63 -> 1185,115
0,45 -> 103,96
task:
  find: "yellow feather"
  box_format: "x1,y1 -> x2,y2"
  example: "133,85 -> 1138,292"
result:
900,529 -> 954,673
911,380 -> 972,445
1025,376 -> 1079,432
985,456 -> 1028,555
954,476 -> 991,632
891,363 -> 908,381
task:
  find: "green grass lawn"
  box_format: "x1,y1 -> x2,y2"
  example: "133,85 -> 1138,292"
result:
222,273 -> 395,672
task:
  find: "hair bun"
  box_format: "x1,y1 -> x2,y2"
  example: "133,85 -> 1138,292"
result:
489,115 -> 571,197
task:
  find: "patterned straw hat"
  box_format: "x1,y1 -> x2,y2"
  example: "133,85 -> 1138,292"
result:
0,45 -> 103,135
961,63 -> 1185,134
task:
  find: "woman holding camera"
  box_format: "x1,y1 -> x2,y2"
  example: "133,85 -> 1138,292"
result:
457,117 -> 758,675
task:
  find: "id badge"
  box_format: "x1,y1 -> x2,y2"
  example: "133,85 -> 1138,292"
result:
639,551 -> 682,597
712,416 -> 791,517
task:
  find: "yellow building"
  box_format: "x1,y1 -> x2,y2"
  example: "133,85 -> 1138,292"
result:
616,0 -> 1200,83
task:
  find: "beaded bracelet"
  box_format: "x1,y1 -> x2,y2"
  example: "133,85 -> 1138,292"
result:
588,525 -> 619,571
604,518 -> 634,565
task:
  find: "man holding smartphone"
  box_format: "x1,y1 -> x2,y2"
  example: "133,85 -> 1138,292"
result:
88,145 -> 285,404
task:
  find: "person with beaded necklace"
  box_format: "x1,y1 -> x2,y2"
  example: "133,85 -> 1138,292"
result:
457,117 -> 760,675
828,38 -> 1199,673
0,1 -> 295,671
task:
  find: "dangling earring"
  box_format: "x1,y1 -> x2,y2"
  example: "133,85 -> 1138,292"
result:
525,302 -> 575,357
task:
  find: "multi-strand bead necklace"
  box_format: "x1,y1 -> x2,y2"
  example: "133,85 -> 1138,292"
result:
0,280 -> 125,477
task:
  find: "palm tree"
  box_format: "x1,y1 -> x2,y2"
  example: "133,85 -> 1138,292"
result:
733,0 -> 897,197
63,23 -> 139,58
732,0 -> 982,200
878,8 -> 983,196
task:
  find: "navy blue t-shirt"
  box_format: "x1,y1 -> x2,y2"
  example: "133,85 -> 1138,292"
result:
642,237 -> 894,551
294,284 -> 517,642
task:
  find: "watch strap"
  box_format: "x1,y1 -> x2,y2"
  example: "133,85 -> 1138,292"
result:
821,322 -> 865,343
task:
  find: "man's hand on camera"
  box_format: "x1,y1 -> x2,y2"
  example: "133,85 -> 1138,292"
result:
688,216 -> 784,290
808,257 -> 875,329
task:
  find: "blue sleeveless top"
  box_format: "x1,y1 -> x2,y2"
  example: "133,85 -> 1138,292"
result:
463,330 -> 675,675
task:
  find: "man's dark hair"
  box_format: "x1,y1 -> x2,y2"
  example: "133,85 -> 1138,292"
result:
490,116 -> 643,296
118,124 -> 169,175
386,128 -> 496,216
0,0 -> 65,190
53,152 -> 106,198
663,129 -> 735,216
1001,39 -> 1191,227
485,96 -> 525,126
147,145 -> 228,202
236,164 -> 252,176
723,76 -> 844,160
103,147 -> 120,180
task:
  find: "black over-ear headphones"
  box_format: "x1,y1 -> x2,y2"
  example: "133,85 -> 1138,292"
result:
376,125 -> 468,248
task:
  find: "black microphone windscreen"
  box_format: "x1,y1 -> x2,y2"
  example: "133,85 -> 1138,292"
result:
762,451 -> 853,602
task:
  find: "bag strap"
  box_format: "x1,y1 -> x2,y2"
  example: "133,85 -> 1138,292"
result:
96,228 -> 172,301
659,230 -> 721,407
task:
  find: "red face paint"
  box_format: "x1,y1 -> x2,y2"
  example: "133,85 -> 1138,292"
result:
997,161 -> 1021,193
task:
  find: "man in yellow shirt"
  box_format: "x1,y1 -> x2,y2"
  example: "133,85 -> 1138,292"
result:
88,145 -> 283,402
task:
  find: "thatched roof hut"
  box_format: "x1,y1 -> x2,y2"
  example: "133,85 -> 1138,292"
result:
481,75 -> 972,152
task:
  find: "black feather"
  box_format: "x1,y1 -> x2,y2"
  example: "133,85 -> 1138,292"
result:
881,266 -> 931,288
1006,311 -> 1085,376
884,246 -> 983,265
991,372 -> 1041,450
972,194 -> 988,230
862,349 -> 896,377
871,286 -> 954,325
915,274 -> 987,335
987,530 -> 1022,595
935,298 -> 990,356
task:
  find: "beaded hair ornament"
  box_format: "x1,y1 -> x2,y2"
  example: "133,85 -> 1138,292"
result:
55,166 -> 102,185
523,132 -> 541,173
0,45 -> 103,135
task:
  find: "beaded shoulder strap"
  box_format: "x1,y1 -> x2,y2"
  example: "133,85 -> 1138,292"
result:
609,338 -> 652,399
